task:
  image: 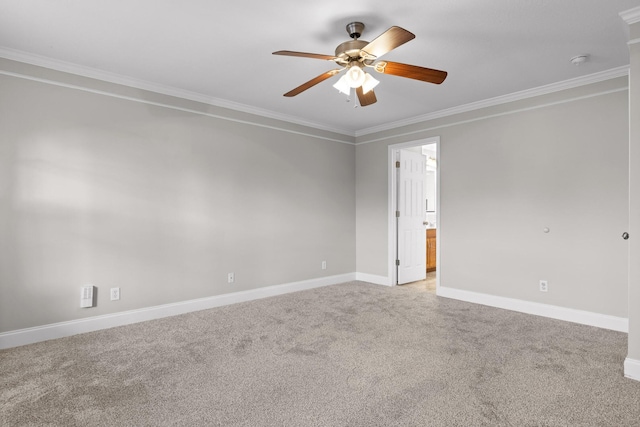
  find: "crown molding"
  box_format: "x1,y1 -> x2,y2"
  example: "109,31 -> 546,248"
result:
1,66 -> 356,145
355,66 -> 629,137
620,7 -> 640,25
355,86 -> 626,145
0,47 -> 354,138
0,47 -> 630,141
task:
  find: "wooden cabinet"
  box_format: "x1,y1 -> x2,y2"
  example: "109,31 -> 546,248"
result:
426,228 -> 436,272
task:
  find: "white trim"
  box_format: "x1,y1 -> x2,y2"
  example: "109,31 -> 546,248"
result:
0,273 -> 355,350
0,48 -> 354,140
624,358 -> 640,381
436,286 -> 629,333
356,66 -> 629,138
355,272 -> 392,286
388,137 -> 440,287
629,38 -> 640,46
435,141 -> 441,292
357,87 -> 628,145
620,7 -> 640,25
0,68 -> 354,146
0,48 -> 353,137
0,48 -> 631,141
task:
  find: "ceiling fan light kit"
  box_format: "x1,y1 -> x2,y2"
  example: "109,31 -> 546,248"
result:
333,70 -> 379,97
273,21 -> 448,107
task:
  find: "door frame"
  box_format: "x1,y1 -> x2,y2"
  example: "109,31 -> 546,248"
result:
387,136 -> 441,287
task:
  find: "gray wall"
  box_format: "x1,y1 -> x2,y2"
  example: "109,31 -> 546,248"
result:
0,61 -> 356,332
356,78 -> 629,318
0,57 -> 633,340
627,20 -> 640,363
356,141 -> 390,277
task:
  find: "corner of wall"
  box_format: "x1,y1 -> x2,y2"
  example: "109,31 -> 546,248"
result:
624,357 -> 640,382
355,272 -> 392,286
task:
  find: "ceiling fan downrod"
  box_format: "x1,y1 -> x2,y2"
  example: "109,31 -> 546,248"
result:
346,21 -> 365,40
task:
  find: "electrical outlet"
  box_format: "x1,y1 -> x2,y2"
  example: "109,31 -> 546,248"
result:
539,280 -> 548,292
321,261 -> 327,270
228,272 -> 235,284
110,287 -> 120,301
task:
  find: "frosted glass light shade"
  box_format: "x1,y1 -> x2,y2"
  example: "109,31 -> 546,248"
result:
345,65 -> 366,88
361,73 -> 379,94
333,75 -> 350,95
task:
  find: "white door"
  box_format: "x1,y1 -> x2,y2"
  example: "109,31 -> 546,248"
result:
397,149 -> 427,284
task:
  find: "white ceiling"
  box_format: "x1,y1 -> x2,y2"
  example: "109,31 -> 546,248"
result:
1,0 -> 639,136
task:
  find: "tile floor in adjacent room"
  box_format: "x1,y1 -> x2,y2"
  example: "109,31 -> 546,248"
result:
399,271 -> 437,293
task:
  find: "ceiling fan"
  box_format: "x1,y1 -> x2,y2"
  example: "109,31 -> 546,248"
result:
273,22 -> 448,107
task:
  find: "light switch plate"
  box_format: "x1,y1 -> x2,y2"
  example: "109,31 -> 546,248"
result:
80,285 -> 95,308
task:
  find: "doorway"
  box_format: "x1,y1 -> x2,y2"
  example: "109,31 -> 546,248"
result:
387,137 -> 440,292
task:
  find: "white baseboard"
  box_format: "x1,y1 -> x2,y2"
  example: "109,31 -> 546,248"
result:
625,358 -> 640,382
0,273 -> 356,350
436,286 -> 629,333
355,272 -> 391,286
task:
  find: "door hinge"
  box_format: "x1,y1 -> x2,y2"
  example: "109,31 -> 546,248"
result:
396,259 -> 400,266
396,210 -> 400,218
395,161 -> 400,168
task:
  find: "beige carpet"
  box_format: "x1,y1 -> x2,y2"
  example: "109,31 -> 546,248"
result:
2,281 -> 640,426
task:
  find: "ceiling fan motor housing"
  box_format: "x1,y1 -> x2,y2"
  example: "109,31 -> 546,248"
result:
335,39 -> 368,62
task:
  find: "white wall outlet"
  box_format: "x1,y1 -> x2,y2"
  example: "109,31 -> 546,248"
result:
228,272 -> 235,284
539,280 -> 548,292
321,261 -> 327,270
80,285 -> 95,308
110,287 -> 120,301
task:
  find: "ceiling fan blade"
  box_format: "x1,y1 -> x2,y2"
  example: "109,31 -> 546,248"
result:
356,86 -> 377,107
273,50 -> 337,61
360,26 -> 415,59
283,69 -> 342,97
375,61 -> 447,84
